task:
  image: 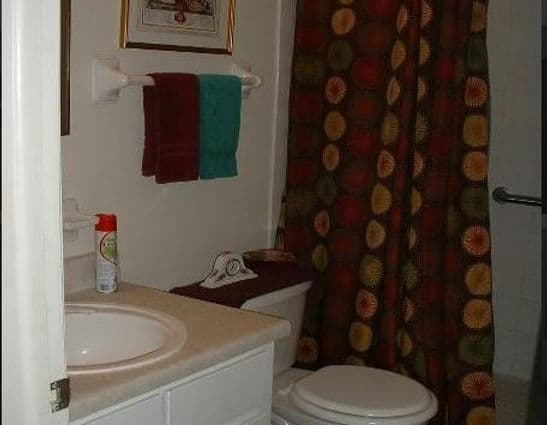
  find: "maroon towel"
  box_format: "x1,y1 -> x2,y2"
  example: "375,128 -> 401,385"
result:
142,73 -> 199,183
169,261 -> 318,308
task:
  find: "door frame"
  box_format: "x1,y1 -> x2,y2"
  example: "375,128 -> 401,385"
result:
2,0 -> 68,424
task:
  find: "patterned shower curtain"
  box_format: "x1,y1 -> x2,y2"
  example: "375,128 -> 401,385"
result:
276,0 -> 495,424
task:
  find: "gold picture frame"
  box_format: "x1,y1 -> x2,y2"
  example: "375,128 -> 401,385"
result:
61,0 -> 71,135
120,0 -> 235,55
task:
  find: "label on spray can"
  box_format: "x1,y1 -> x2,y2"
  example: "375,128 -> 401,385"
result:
95,214 -> 118,293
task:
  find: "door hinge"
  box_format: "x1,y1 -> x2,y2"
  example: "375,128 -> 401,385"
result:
50,377 -> 70,412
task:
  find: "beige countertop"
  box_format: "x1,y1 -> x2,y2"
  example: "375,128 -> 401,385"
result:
66,282 -> 290,421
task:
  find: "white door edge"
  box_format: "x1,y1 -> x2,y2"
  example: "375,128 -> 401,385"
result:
2,0 -> 68,424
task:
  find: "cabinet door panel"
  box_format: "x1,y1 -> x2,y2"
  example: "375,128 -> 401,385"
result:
84,395 -> 162,425
167,349 -> 272,425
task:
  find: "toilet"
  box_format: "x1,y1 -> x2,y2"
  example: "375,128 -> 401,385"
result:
240,281 -> 439,425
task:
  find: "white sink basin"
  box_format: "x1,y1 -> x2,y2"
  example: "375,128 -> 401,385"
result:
65,303 -> 186,375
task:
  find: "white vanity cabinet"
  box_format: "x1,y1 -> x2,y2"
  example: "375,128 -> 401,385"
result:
71,344 -> 274,425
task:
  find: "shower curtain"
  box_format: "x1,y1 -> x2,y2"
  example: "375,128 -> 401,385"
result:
276,1 -> 495,424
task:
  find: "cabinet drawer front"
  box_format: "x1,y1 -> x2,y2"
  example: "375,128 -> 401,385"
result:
167,348 -> 273,425
84,395 -> 162,425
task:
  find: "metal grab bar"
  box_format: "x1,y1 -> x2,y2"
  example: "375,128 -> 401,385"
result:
492,187 -> 542,207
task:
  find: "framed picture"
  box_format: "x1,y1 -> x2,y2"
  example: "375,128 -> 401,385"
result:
61,0 -> 71,135
120,0 -> 235,55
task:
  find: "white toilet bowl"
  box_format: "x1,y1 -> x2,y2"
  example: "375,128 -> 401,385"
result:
271,367 -> 438,425
236,276 -> 438,425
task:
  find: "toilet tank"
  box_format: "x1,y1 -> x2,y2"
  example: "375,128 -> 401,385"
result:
241,281 -> 311,375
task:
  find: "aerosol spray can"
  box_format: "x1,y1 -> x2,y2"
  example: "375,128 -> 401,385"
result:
95,214 -> 118,293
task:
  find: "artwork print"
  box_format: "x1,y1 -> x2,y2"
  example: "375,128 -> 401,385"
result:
120,0 -> 234,54
140,0 -> 218,34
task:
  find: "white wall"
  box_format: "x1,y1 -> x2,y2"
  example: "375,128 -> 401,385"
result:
62,0 -> 295,291
488,0 -> 542,380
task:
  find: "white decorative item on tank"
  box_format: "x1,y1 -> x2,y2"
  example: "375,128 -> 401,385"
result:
200,252 -> 257,289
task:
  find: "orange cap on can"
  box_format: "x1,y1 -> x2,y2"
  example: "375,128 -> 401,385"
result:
95,214 -> 117,231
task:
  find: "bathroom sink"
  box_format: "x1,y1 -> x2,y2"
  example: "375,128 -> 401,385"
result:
65,302 -> 186,375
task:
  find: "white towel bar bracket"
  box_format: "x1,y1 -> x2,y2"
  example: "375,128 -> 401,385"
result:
92,57 -> 263,104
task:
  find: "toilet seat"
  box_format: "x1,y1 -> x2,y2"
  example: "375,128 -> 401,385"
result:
273,367 -> 438,425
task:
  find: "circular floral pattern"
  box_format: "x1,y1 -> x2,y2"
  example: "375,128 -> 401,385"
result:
330,229 -> 361,261
462,225 -> 490,256
402,260 -> 418,289
415,113 -> 429,144
366,220 -> 386,249
371,183 -> 393,215
397,330 -> 413,357
403,297 -> 415,322
314,210 -> 331,237
408,226 -> 417,249
461,187 -> 489,220
324,111 -> 347,141
461,372 -> 495,400
421,1 -> 433,28
465,77 -> 488,108
377,149 -> 396,178
355,290 -> 378,320
396,5 -> 408,32
471,1 -> 487,33
328,39 -> 354,71
325,76 -> 348,104
464,115 -> 488,147
295,23 -> 329,52
291,91 -> 323,123
417,77 -> 427,102
363,0 -> 398,20
359,255 -> 384,287
294,55 -> 327,86
463,151 -> 488,182
463,299 -> 492,330
352,57 -> 386,90
411,187 -> 422,215
349,92 -> 383,125
466,406 -> 496,425
357,23 -> 393,54
419,38 -> 431,66
381,112 -> 400,144
465,263 -> 492,295
413,152 -> 425,178
391,39 -> 407,70
349,321 -> 373,352
331,8 -> 356,35
339,160 -> 372,194
347,128 -> 378,158
315,176 -> 338,206
334,194 -> 366,227
459,333 -> 494,366
312,244 -> 329,272
322,144 -> 341,171
290,126 -> 320,156
386,77 -> 401,105
286,189 -> 316,219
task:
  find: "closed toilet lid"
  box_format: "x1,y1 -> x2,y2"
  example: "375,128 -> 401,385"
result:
292,365 -> 432,418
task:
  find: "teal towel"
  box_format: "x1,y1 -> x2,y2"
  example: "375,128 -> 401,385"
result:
198,74 -> 242,179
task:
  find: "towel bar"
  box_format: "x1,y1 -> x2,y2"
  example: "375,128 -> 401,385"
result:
492,187 -> 542,207
92,57 -> 263,103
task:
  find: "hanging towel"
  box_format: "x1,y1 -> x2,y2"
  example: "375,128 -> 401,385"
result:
198,74 -> 242,179
142,73 -> 199,183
